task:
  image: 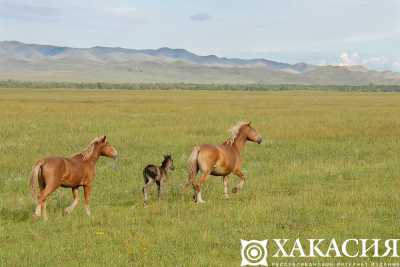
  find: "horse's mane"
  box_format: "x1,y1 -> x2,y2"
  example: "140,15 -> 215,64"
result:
223,121 -> 249,145
161,155 -> 172,168
72,136 -> 103,160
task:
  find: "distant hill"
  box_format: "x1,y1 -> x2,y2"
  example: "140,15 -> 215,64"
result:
0,41 -> 399,85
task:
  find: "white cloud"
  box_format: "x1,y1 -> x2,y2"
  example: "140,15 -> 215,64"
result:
392,62 -> 400,72
363,56 -> 388,65
339,52 -> 361,66
339,51 -> 400,72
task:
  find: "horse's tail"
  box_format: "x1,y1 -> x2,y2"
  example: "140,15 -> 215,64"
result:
29,160 -> 44,203
185,146 -> 200,188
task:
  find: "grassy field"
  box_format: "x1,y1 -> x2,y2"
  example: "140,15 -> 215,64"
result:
0,88 -> 400,266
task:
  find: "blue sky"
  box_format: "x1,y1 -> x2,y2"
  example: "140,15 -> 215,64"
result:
1,0 -> 399,71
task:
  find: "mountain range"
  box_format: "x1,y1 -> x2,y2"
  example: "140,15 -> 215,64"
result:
0,41 -> 399,85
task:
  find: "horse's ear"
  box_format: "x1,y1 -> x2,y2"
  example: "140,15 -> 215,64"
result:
247,121 -> 251,126
101,135 -> 107,143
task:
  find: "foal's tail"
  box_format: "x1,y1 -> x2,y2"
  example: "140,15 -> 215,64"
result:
29,160 -> 44,203
185,146 -> 200,188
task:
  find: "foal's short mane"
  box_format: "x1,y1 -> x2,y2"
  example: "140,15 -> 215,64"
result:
73,136 -> 103,160
223,121 -> 249,145
161,155 -> 171,168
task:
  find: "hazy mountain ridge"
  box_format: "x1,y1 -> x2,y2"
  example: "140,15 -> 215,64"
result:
0,41 -> 399,85
0,41 -> 297,68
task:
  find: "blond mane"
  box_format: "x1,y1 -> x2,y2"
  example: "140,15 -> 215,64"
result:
224,121 -> 249,145
73,136 -> 103,160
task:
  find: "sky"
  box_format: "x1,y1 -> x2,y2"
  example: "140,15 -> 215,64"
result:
1,0 -> 400,71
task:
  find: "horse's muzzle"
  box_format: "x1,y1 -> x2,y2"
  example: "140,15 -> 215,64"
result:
256,137 -> 262,144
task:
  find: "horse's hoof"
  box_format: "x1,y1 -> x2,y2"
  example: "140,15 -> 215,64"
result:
63,209 -> 71,216
32,214 -> 40,221
232,187 -> 238,193
224,194 -> 230,199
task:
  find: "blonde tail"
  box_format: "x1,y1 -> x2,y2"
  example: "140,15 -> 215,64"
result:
29,160 -> 44,203
185,146 -> 200,188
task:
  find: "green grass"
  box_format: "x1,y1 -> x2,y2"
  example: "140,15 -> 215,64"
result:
1,89 -> 400,266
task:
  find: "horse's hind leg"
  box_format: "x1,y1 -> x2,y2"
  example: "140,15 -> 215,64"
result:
232,169 -> 245,193
64,188 -> 79,215
38,185 -> 56,221
194,171 -> 210,203
33,177 -> 46,218
143,179 -> 154,206
34,194 -> 43,218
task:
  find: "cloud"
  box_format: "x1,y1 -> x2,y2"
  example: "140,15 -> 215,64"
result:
190,13 -> 211,22
339,51 -> 400,72
393,62 -> 400,72
339,52 -> 361,66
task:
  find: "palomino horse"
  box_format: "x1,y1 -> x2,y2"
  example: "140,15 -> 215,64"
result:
29,136 -> 118,220
186,122 -> 262,203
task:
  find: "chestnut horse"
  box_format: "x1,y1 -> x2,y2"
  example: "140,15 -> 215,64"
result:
29,136 -> 118,220
186,122 -> 262,203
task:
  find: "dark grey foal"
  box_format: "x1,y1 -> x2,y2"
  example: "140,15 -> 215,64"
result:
143,154 -> 174,205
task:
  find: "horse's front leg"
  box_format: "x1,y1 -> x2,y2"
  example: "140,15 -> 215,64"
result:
156,180 -> 162,201
223,176 -> 230,198
64,187 -> 79,215
232,169 -> 245,193
83,185 -> 92,216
